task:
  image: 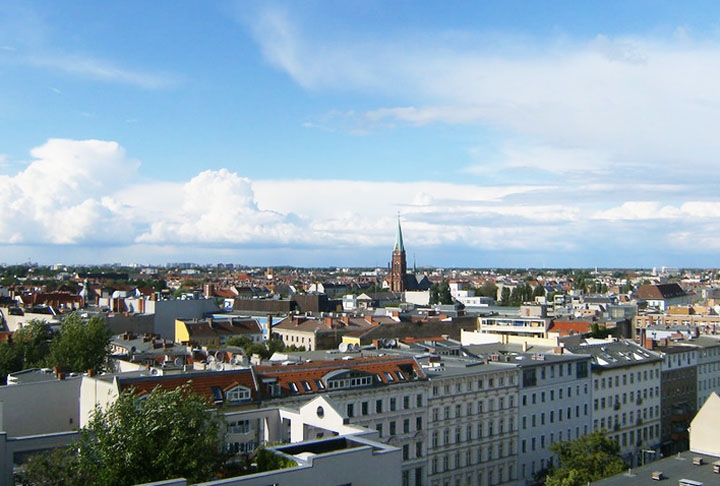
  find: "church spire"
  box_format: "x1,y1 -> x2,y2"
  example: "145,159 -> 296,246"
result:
390,215 -> 407,293
394,215 -> 405,252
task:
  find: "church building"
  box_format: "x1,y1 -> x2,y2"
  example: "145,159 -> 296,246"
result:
388,218 -> 430,293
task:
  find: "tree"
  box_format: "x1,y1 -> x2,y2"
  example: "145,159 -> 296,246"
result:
545,430 -> 626,486
439,281 -> 453,305
429,284 -> 440,305
49,312 -> 111,373
500,287 -> 511,306
25,385 -> 227,486
14,319 -> 53,367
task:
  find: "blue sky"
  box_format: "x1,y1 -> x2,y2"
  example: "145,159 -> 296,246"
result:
2,1 -> 720,268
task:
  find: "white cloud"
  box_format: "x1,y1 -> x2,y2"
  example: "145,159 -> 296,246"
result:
28,55 -> 176,89
0,139 -> 139,245
4,139 -> 720,266
247,12 -> 720,183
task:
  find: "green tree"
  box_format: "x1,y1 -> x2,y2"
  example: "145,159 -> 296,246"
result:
429,284 -> 440,305
439,281 -> 453,305
49,313 -> 111,373
500,287 -> 511,306
14,320 -> 53,368
25,385 -> 227,486
533,284 -> 546,298
476,282 -> 498,299
545,430 -> 626,486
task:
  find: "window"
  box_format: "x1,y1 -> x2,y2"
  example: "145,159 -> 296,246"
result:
416,417 -> 423,431
404,418 -> 410,433
390,398 -> 397,411
403,444 -> 409,460
404,395 -> 410,409
376,399 -> 383,413
416,441 -> 423,458
347,403 -> 354,417
225,385 -> 251,402
416,394 -> 423,407
376,423 -> 383,437
390,421 -> 396,435
362,401 -> 369,415
432,408 -> 439,421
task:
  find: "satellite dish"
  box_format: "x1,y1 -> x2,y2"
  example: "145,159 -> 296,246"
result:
173,357 -> 182,367
388,339 -> 397,348
207,355 -> 216,364
352,343 -> 360,352
215,351 -> 225,362
212,362 -> 224,371
338,343 -> 349,352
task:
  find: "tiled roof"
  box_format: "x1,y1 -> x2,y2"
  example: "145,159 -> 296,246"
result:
635,283 -> 686,300
255,356 -> 426,397
117,368 -> 260,402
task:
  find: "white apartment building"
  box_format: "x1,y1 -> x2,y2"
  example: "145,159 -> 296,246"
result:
254,356 -> 429,486
515,352 -> 593,483
426,360 -> 519,486
566,340 -> 663,466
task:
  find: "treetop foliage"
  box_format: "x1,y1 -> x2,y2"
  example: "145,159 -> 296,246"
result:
545,430 -> 626,486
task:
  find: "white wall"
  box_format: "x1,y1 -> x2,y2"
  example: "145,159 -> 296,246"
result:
0,377 -> 82,436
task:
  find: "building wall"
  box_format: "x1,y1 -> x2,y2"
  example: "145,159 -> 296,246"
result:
427,366 -> 519,486
0,377 -> 82,436
591,361 -> 662,464
153,298 -> 220,341
517,358 -> 592,482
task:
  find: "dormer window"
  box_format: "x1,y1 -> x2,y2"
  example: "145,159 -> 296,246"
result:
225,385 -> 251,403
324,369 -> 374,390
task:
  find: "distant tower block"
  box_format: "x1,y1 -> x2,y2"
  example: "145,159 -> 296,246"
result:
390,217 -> 407,292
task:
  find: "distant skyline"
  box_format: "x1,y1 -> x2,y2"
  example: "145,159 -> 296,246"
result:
2,1 -> 720,268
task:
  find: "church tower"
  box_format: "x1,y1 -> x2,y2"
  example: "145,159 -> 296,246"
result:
390,217 -> 407,292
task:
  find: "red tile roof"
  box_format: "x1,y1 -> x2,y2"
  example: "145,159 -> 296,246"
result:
117,368 -> 260,402
255,356 -> 426,397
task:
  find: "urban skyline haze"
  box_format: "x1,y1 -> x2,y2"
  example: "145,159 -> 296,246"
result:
2,1 -> 720,268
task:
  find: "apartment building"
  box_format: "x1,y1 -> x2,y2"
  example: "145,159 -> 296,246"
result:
655,344 -> 698,455
254,355 -> 429,486
514,351 -> 593,483
566,340 -> 663,466
425,360 -> 519,486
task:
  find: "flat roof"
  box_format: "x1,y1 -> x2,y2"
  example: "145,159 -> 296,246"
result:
592,451 -> 720,485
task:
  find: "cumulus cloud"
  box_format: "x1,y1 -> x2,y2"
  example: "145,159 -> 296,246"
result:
0,139 -> 140,245
4,139 -> 720,266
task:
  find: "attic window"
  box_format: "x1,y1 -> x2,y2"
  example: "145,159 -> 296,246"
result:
226,385 -> 251,403
396,370 -> 406,381
289,382 -> 299,393
384,371 -> 395,382
302,381 -> 312,391
211,387 -> 224,404
315,379 -> 325,390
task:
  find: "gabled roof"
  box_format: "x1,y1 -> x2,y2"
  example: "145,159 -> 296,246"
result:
635,283 -> 686,300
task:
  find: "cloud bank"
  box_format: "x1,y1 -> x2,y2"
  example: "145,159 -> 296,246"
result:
1,139 -> 720,267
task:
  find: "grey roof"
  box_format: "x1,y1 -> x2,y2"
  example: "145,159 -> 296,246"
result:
565,340 -> 662,369
592,451 -> 719,485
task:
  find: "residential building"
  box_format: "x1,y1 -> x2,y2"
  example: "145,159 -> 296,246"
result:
174,316 -> 263,348
565,340 -> 663,466
425,359 -> 519,486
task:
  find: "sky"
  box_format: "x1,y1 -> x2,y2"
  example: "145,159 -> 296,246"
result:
2,1 -> 720,269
